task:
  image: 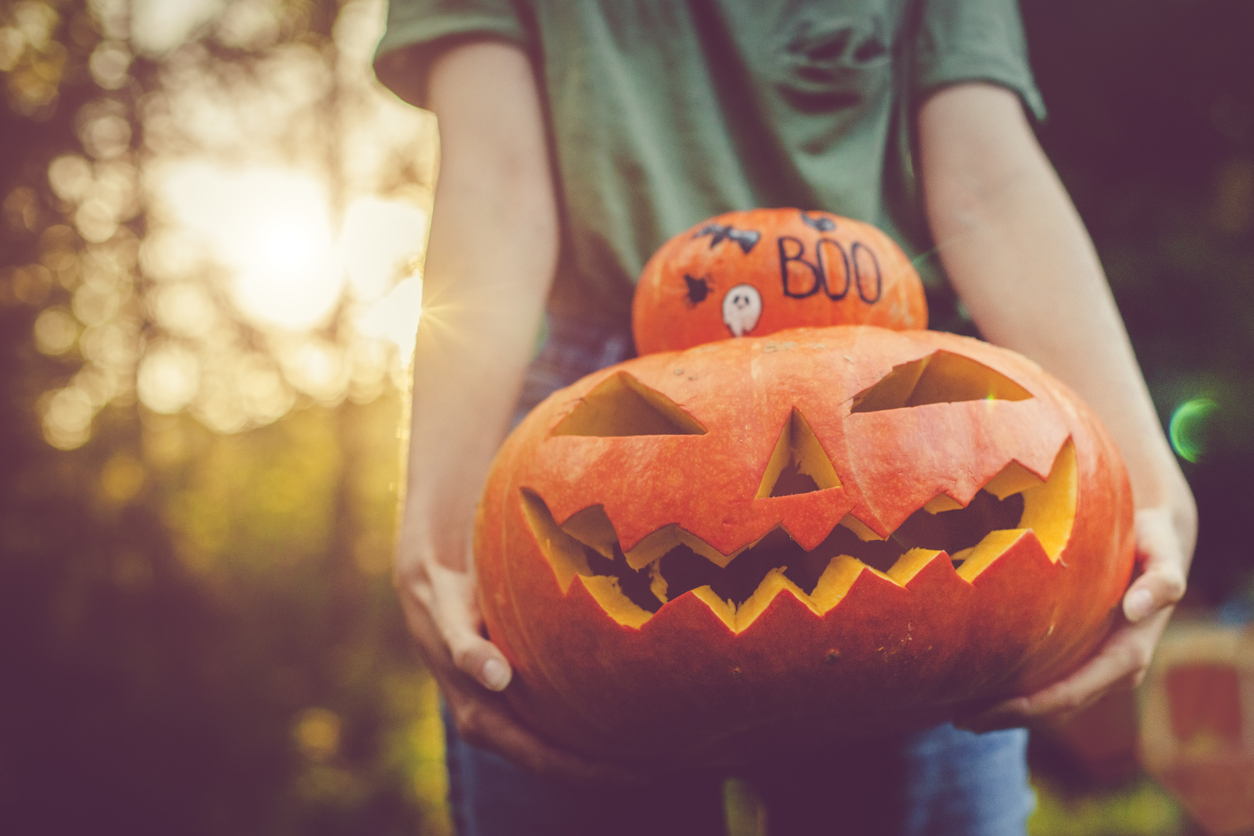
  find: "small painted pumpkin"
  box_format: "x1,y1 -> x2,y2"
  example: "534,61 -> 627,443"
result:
632,209 -> 927,354
475,326 -> 1134,765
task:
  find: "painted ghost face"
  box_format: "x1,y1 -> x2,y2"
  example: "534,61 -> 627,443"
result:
722,284 -> 762,337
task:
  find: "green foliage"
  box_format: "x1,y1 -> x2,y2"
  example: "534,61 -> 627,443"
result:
1031,779 -> 1184,836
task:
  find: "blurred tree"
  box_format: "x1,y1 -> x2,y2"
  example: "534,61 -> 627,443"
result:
1,0 -> 442,833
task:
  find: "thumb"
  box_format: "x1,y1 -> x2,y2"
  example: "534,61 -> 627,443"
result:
427,562 -> 514,691
1123,508 -> 1188,623
446,621 -> 513,692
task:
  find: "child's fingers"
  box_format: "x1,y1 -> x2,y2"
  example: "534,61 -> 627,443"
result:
1123,507 -> 1188,622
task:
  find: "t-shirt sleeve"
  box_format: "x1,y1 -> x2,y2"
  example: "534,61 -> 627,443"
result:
912,0 -> 1047,120
373,0 -> 529,107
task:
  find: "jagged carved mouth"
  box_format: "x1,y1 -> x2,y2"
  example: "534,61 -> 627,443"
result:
521,440 -> 1077,631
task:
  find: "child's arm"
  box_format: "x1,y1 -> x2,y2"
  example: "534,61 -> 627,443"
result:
917,83 -> 1197,726
394,40 -> 634,782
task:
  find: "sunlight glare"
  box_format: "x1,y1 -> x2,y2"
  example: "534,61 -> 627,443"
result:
137,342 -> 201,414
280,338 -> 348,404
340,196 -> 427,301
354,275 -> 422,361
156,162 -> 345,332
131,0 -> 225,56
235,353 -> 294,426
42,386 -> 94,450
34,306 -> 78,355
47,154 -> 93,203
152,282 -> 218,338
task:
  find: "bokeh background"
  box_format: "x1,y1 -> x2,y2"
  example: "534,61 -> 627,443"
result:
0,1 -> 1250,834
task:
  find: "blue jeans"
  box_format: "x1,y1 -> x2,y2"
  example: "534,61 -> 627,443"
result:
446,714 -> 1033,836
452,315 -> 1035,836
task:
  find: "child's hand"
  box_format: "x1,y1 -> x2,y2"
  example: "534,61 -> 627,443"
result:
394,528 -> 644,784
957,503 -> 1195,731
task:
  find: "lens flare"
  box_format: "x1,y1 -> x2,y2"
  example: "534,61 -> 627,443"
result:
1170,397 -> 1218,463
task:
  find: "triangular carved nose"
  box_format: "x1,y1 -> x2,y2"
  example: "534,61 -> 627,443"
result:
757,409 -> 841,497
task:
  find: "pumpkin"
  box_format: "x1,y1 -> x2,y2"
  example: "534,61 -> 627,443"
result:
475,326 -> 1135,765
632,209 -> 927,354
1139,618 -> 1254,834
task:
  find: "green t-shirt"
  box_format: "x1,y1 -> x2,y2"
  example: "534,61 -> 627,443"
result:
375,0 -> 1045,333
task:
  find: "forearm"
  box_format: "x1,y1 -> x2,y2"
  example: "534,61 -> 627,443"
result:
387,44 -> 640,780
918,84 -> 1194,723
918,84 -> 1191,517
403,42 -> 559,572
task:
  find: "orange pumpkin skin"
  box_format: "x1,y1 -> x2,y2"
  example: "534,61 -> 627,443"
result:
632,209 -> 927,355
475,326 -> 1134,766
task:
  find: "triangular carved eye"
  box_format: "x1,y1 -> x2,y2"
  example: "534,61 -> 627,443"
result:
552,372 -> 707,437
850,351 -> 1031,413
757,409 -> 840,497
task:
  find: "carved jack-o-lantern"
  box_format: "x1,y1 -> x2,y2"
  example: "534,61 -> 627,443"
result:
475,326 -> 1135,764
632,209 -> 927,354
